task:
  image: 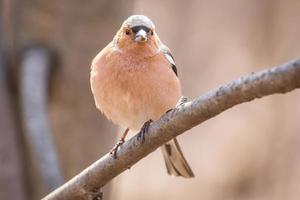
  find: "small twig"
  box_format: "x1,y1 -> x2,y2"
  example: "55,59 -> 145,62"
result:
43,58 -> 300,200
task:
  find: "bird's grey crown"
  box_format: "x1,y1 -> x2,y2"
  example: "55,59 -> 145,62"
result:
123,15 -> 155,29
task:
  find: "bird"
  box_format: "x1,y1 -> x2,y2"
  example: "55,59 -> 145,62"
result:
90,15 -> 194,178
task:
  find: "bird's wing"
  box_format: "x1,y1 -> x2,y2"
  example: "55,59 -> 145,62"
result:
160,44 -> 178,76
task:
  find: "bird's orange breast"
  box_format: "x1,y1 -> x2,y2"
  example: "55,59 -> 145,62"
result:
90,44 -> 181,131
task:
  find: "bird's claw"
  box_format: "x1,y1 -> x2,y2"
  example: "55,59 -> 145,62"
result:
165,96 -> 188,114
176,96 -> 188,107
109,138 -> 125,159
137,119 -> 153,142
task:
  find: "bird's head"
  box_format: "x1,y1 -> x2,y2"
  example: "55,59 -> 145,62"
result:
114,15 -> 160,55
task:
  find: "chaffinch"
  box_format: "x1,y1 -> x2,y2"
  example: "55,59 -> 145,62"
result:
90,15 -> 194,178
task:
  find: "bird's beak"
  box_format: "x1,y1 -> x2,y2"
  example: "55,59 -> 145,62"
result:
134,29 -> 147,42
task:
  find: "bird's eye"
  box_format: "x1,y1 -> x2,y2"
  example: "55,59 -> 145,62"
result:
125,29 -> 131,35
149,30 -> 154,36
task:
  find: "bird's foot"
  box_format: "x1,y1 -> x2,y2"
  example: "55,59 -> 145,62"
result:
109,138 -> 125,159
137,119 -> 153,142
109,128 -> 129,159
176,96 -> 188,107
165,96 -> 188,114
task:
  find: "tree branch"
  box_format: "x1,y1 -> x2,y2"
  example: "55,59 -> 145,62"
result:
43,59 -> 300,200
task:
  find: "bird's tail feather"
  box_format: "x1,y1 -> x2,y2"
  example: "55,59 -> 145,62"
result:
161,138 -> 194,178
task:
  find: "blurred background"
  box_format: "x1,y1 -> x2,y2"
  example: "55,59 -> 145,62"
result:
1,0 -> 300,200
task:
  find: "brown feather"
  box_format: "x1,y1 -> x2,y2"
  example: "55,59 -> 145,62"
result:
161,138 -> 194,178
